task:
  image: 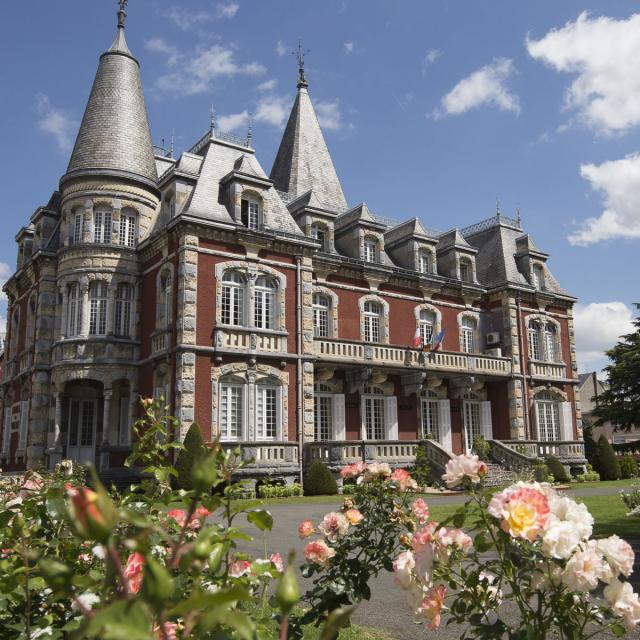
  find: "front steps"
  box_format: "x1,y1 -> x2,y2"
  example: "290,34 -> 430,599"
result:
483,462 -> 519,488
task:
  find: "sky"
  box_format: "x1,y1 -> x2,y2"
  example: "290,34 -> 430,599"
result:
1,0 -> 639,373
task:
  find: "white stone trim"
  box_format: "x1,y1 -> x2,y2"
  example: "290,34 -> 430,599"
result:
312,285 -> 339,337
358,294 -> 390,344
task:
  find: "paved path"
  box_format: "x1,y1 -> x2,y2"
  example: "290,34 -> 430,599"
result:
237,487 -> 640,639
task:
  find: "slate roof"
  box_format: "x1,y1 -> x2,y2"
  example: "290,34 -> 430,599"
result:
62,20 -> 158,189
384,218 -> 439,245
270,84 -> 348,213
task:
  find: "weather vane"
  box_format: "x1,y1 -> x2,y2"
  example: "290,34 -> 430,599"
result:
293,40 -> 310,88
117,0 -> 128,29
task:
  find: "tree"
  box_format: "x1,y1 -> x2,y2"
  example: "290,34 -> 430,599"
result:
174,422 -> 206,490
596,435 -> 621,481
582,420 -> 599,470
595,304 -> 640,430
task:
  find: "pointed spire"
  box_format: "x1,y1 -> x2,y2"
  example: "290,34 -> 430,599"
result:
62,0 -> 157,190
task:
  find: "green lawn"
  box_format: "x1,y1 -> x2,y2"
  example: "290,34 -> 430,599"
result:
578,494 -> 640,539
572,479 -> 640,490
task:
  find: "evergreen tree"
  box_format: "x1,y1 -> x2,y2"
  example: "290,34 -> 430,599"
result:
596,435 -> 621,481
174,423 -> 206,490
596,304 -> 640,431
582,420 -> 599,469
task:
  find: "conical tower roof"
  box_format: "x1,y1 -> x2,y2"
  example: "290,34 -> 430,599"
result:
61,2 -> 158,190
270,55 -> 347,213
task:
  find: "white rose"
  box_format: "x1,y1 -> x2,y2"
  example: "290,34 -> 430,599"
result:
393,550 -> 415,590
547,495 -> 594,539
414,544 -> 435,584
562,542 -> 608,592
541,521 -> 582,560
604,579 -> 640,630
597,535 -> 635,578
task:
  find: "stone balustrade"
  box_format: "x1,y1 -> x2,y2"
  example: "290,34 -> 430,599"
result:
528,361 -> 568,380
314,339 -> 511,376
220,441 -> 300,478
420,439 -> 453,475
214,328 -> 286,354
500,440 -> 586,462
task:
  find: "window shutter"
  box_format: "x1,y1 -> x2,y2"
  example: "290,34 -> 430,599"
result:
18,401 -> 29,451
532,402 -> 540,440
360,396 -> 367,440
560,402 -> 573,440
333,394 -> 346,441
385,396 -> 398,440
438,400 -> 452,451
2,408 -> 11,454
480,401 -> 493,441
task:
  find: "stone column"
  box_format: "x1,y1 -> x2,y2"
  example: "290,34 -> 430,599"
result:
48,392 -> 63,468
106,284 -> 116,335
100,390 -> 112,470
60,287 -> 69,340
80,283 -> 90,337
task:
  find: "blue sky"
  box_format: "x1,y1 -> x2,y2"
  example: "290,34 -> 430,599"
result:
1,0 -> 639,372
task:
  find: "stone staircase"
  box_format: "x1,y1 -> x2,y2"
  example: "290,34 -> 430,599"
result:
483,462 -> 519,488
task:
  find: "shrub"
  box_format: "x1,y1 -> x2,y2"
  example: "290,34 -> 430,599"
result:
472,435 -> 491,461
582,422 -> 599,469
411,443 -> 432,488
545,455 -> 569,483
303,460 -> 338,496
575,470 -> 600,482
533,461 -> 552,483
621,485 -> 640,514
596,435 -> 621,480
174,422 -> 206,490
620,453 -> 639,479
257,482 -> 303,499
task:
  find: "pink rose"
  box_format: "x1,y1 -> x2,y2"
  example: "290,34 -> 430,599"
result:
123,552 -> 145,594
488,485 -> 550,541
270,552 -> 285,573
390,468 -> 418,491
154,622 -> 178,640
304,540 -> 336,567
318,511 -> 349,541
298,519 -> 315,538
393,550 -> 415,590
562,541 -> 611,592
229,559 -> 252,578
420,585 -> 447,630
363,462 -> 392,483
340,462 -> 368,479
412,499 -> 430,524
344,508 -> 364,525
442,454 -> 487,488
167,509 -> 188,528
412,522 -> 438,554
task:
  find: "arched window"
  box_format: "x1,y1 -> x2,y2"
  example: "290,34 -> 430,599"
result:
119,210 -> 137,247
532,264 -> 545,291
528,321 -> 541,360
67,283 -> 81,337
256,380 -> 280,440
363,301 -> 382,343
72,210 -> 84,244
114,283 -> 133,338
219,377 -> 244,441
93,207 -> 112,244
460,316 -> 476,353
363,237 -> 378,263
313,293 -> 331,338
418,310 -> 436,346
221,271 -> 246,326
535,391 -> 561,441
311,223 -> 329,252
88,282 -> 108,336
418,250 -> 432,274
543,323 -> 559,362
157,269 -> 172,328
241,195 -> 261,230
528,319 -> 560,362
254,276 -> 276,329
459,258 -> 473,283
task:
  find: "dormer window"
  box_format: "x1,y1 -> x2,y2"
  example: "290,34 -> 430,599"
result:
532,264 -> 545,291
241,197 -> 260,230
311,223 -> 329,252
418,250 -> 432,274
363,237 -> 378,263
459,258 -> 472,283
94,208 -> 112,244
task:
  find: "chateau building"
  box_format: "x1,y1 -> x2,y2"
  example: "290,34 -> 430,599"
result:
0,4 -> 586,482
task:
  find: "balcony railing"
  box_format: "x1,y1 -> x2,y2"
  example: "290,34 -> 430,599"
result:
214,328 -> 286,354
529,361 -> 568,380
221,441 -> 299,476
304,440 -> 419,471
314,339 -> 511,376
500,440 -> 586,462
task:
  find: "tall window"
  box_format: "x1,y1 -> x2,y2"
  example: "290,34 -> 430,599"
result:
528,322 -> 541,360
93,209 -> 112,244
419,310 -> 435,346
73,211 -> 84,244
254,276 -> 276,330
26,295 -> 37,347
363,237 -> 378,263
460,316 -> 476,353
220,382 -> 244,441
421,390 -> 440,440
459,259 -> 472,283
314,384 -> 333,441
532,264 -> 545,290
119,213 -> 136,247
311,224 -> 328,251
364,386 -> 385,440
544,323 -> 558,362
241,198 -> 260,230
89,282 -> 108,336
9,309 -> 19,357
528,320 -> 560,362
114,283 -> 133,338
256,383 -> 278,440
221,271 -> 246,326
313,294 -> 330,338
535,391 -> 560,441
67,284 -> 81,337
363,301 -> 381,343
463,393 -> 482,453
157,270 -> 172,328
418,250 -> 432,274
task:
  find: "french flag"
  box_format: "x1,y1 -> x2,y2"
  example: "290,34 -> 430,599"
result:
412,326 -> 422,348
432,329 -> 445,351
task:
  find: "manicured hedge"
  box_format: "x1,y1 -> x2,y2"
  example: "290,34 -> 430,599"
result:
545,455 -> 569,483
596,435 -> 621,480
303,460 -> 338,496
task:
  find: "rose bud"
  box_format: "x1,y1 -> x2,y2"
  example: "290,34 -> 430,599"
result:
66,485 -> 117,543
275,561 -> 300,615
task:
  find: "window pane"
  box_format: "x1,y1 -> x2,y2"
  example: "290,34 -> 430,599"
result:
257,386 -> 277,440
421,399 -> 440,441
220,385 -> 243,440
314,395 -> 332,441
365,397 -> 385,439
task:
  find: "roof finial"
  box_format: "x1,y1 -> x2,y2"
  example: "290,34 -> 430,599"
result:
210,105 -> 216,133
496,198 -> 501,220
516,207 -> 522,226
169,129 -> 175,159
293,40 -> 310,89
117,0 -> 128,30
246,115 -> 253,147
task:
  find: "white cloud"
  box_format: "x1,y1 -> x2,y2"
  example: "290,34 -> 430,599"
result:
573,302 -> 635,372
34,93 -> 77,152
163,3 -> 239,30
254,95 -> 290,127
434,58 -> 520,117
276,40 -> 287,57
421,48 -> 441,75
527,12 -> 640,136
569,153 -> 640,245
344,42 -> 354,55
217,110 -> 249,132
257,79 -> 277,92
315,100 -> 343,131
156,44 -> 266,96
145,37 -> 180,66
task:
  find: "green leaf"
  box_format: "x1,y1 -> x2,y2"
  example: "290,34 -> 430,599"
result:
611,623 -> 626,637
246,509 -> 273,532
168,586 -> 251,616
319,606 -> 355,640
474,532 -> 492,553
74,600 -> 153,640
